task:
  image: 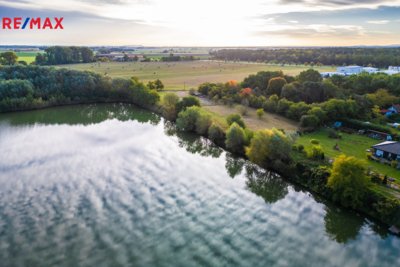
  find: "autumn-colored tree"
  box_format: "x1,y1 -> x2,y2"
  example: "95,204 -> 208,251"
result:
246,128 -> 292,167
239,87 -> 253,98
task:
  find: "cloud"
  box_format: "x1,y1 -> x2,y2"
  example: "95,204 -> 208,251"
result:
77,0 -> 152,5
367,20 -> 390,24
257,24 -> 365,38
279,0 -> 393,7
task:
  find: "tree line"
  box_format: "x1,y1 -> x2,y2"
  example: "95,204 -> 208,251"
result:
0,65 -> 159,112
35,46 -> 94,65
211,48 -> 400,68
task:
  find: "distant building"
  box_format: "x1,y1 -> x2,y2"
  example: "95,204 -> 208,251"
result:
337,66 -> 364,75
372,141 -> 400,161
321,66 -> 400,77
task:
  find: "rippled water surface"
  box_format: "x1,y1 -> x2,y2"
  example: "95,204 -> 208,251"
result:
0,104 -> 399,267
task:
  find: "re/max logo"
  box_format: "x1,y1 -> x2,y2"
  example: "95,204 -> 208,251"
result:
1,17 -> 64,29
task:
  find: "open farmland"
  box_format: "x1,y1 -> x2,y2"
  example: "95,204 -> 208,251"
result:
58,61 -> 336,90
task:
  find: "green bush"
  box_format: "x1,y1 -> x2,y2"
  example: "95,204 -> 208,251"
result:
176,106 -> 200,132
226,114 -> 246,128
175,96 -> 200,113
256,108 -> 264,119
307,145 -> 324,160
300,115 -> 319,128
298,144 -> 305,152
327,128 -> 341,139
246,128 -> 293,167
391,160 -> 398,168
176,106 -> 212,135
195,113 -> 212,135
310,139 -> 320,145
208,123 -> 226,146
225,123 -> 247,155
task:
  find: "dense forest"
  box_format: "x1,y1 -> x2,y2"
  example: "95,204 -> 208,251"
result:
35,46 -> 94,65
211,48 -> 400,68
0,65 -> 159,112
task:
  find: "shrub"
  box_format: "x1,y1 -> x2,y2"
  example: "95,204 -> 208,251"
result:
162,93 -> 179,120
195,113 -> 212,135
176,106 -> 200,132
298,144 -> 305,152
300,115 -> 319,128
391,160 -> 398,168
176,106 -> 212,135
225,123 -> 247,155
310,139 -> 320,145
175,96 -> 200,113
307,145 -> 324,160
327,128 -> 341,139
208,123 -> 226,146
246,128 -> 293,167
226,114 -> 246,128
256,108 -> 264,119
237,105 -> 248,116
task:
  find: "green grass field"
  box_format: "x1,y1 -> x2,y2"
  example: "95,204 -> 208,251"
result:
0,50 -> 41,64
59,61 -> 336,90
296,129 -> 400,181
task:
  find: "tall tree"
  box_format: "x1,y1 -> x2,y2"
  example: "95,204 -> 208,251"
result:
0,51 -> 18,65
327,155 -> 370,209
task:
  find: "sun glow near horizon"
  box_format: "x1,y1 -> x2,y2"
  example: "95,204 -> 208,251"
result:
0,0 -> 400,46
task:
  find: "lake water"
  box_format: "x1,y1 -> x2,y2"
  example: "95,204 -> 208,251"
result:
0,104 -> 399,267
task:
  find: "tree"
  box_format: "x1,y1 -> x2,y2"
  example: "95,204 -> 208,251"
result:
266,77 -> 287,96
176,106 -> 200,132
307,107 -> 327,125
226,114 -> 246,128
298,69 -> 322,83
162,93 -> 179,120
176,96 -> 200,113
208,123 -> 226,146
246,128 -> 292,167
154,79 -> 164,91
327,155 -> 370,209
256,108 -> 264,119
81,47 -> 94,63
286,101 -> 311,121
367,89 -> 399,107
0,51 -> 18,65
300,115 -> 319,128
281,82 -> 301,101
225,122 -> 247,155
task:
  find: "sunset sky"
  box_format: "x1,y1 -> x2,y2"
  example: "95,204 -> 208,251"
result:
1,0 -> 400,46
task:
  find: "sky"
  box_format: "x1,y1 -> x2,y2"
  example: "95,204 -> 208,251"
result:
0,0 -> 400,46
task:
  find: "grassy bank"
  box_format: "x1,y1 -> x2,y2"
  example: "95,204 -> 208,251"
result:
296,129 -> 400,181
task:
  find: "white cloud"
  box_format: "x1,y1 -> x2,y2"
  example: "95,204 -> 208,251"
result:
367,20 -> 390,24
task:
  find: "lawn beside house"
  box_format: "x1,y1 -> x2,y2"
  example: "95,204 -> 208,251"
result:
296,128 -> 400,181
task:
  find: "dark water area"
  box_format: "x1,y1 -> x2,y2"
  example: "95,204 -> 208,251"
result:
0,104 -> 398,267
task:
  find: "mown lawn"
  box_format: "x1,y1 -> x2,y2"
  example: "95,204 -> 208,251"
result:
296,128 -> 400,181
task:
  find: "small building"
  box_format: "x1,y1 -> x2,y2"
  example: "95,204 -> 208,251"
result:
372,141 -> 400,161
366,130 -> 392,140
362,67 -> 379,74
337,66 -> 364,75
383,104 -> 400,116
